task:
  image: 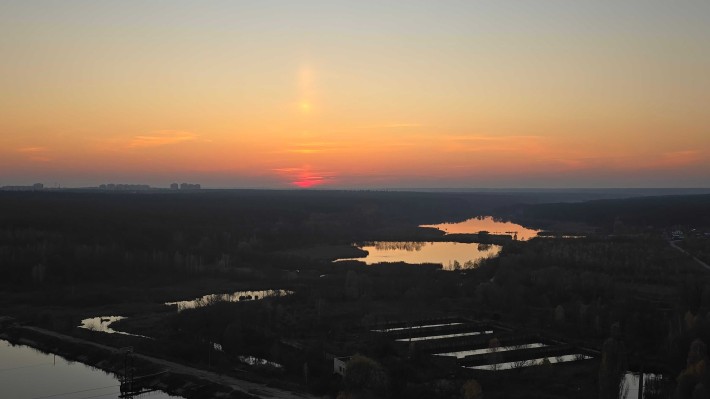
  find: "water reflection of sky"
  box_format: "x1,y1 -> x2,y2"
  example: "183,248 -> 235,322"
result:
435,343 -> 547,358
78,316 -> 148,338
421,216 -> 541,241
165,289 -> 293,311
337,241 -> 501,270
466,353 -> 591,370
372,322 -> 463,332
0,339 -> 181,399
396,330 -> 494,342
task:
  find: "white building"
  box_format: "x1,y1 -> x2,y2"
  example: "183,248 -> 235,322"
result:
333,356 -> 351,376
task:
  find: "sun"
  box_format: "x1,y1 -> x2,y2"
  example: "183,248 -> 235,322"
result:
299,101 -> 312,113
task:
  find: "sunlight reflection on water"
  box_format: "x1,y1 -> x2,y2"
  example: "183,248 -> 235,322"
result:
336,241 -> 501,270
421,216 -> 541,240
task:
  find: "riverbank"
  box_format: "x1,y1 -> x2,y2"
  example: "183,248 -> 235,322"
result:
0,319 -> 317,399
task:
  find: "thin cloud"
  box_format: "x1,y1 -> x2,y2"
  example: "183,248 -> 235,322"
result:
546,149 -> 708,173
440,134 -> 544,153
656,150 -> 704,168
357,123 -> 423,129
128,131 -> 197,148
272,167 -> 304,173
446,135 -> 542,142
15,146 -> 48,153
269,141 -> 345,155
547,154 -> 631,170
15,146 -> 52,162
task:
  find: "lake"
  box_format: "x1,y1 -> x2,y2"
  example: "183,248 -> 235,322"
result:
336,241 -> 501,270
0,339 -> 181,399
421,216 -> 541,240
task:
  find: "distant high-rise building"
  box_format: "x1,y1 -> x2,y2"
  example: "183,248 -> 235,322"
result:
170,183 -> 179,190
180,183 -> 201,190
0,183 -> 45,191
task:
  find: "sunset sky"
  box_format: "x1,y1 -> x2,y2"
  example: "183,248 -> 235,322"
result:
1,1 -> 709,188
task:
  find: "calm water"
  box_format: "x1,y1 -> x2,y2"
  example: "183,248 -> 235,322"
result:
395,330 -> 494,342
435,343 -> 547,359
336,241 -> 501,270
165,289 -> 293,311
0,339 -> 181,399
372,322 -> 463,332
421,216 -> 541,240
466,353 -> 592,370
79,316 -> 149,338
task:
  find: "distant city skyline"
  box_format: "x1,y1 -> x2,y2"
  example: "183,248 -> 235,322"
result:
1,1 -> 709,188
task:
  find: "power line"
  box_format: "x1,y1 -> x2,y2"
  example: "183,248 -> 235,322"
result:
28,384 -> 120,399
86,389 -> 163,399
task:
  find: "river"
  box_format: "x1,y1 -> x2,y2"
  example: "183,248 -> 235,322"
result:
0,339 -> 181,399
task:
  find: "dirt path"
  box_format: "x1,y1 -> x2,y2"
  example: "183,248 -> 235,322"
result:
669,240 -> 710,271
19,326 -> 318,399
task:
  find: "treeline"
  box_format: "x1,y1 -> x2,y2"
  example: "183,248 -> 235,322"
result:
155,236 -> 690,398
463,237 -> 683,342
0,190 -> 554,287
506,194 -> 710,230
461,235 -> 710,398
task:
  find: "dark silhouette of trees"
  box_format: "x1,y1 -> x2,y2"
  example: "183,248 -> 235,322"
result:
598,323 -> 628,399
340,355 -> 389,399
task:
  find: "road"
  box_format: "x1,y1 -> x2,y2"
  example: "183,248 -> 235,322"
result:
669,240 -> 710,272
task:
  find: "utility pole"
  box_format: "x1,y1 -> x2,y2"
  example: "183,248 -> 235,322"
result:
119,346 -> 135,399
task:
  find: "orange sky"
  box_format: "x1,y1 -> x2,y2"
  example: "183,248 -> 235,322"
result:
1,2 -> 709,188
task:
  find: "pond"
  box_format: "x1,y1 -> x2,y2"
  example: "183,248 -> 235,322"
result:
435,343 -> 547,359
466,353 -> 592,370
372,322 -> 464,332
336,241 -> 500,270
0,339 -> 181,399
395,330 -> 494,342
165,289 -> 293,311
78,316 -> 149,338
421,216 -> 541,241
